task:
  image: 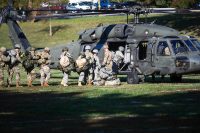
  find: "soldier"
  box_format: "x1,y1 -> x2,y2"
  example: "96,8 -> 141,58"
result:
0,47 -> 10,87
113,46 -> 125,75
22,47 -> 39,87
102,43 -> 113,70
38,47 -> 51,87
7,44 -> 23,87
92,49 -> 101,82
59,47 -> 72,87
84,45 -> 94,85
76,52 -> 89,86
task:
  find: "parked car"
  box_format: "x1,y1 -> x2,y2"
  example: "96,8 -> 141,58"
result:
110,2 -> 123,9
80,1 -> 97,10
65,4 -> 78,13
50,4 -> 65,14
100,0 -> 114,9
68,2 -> 90,10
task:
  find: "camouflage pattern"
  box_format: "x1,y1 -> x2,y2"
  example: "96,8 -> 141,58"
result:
7,47 -> 23,87
60,51 -> 71,86
102,46 -> 113,70
0,47 -> 10,86
85,50 -> 94,83
39,49 -> 51,86
25,49 -> 39,86
93,53 -> 101,81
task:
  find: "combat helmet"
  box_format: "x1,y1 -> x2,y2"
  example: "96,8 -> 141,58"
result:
44,47 -> 50,52
92,49 -> 98,54
85,45 -> 91,50
118,46 -> 125,52
14,44 -> 21,49
0,47 -> 6,52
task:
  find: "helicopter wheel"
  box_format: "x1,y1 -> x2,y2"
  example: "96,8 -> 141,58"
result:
127,69 -> 139,84
170,74 -> 182,82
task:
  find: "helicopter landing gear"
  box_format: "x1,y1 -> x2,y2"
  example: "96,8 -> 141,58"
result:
127,69 -> 139,84
170,74 -> 182,82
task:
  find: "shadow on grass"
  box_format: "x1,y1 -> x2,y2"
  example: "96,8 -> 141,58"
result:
0,89 -> 199,132
37,25 -> 70,36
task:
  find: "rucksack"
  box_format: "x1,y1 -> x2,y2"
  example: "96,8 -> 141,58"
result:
60,55 -> 70,67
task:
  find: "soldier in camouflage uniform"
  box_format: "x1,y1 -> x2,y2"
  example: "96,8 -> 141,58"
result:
0,47 -> 10,87
60,47 -> 72,87
38,47 -> 51,87
76,52 -> 89,86
102,43 -> 113,70
7,44 -> 23,87
112,46 -> 124,75
23,47 -> 39,87
84,45 -> 94,85
92,49 -> 101,82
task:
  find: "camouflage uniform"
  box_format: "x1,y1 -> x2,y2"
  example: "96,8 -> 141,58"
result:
92,49 -> 101,82
77,53 -> 87,86
112,46 -> 124,74
8,44 -> 23,87
38,47 -> 51,87
60,47 -> 72,87
24,47 -> 39,87
84,45 -> 94,85
0,47 -> 10,86
102,44 -> 113,70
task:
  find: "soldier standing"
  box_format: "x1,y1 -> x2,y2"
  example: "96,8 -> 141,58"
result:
38,47 -> 51,87
22,47 -> 39,87
102,43 -> 113,70
92,49 -> 101,82
60,47 -> 72,87
84,45 -> 94,85
76,52 -> 88,86
113,46 -> 125,74
0,47 -> 10,87
7,44 -> 23,87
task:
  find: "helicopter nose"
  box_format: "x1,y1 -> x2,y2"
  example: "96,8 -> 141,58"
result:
187,55 -> 200,73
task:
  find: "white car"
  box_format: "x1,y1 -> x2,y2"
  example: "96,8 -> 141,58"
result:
69,2 -> 90,10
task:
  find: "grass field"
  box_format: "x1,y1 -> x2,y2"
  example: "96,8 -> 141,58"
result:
0,68 -> 200,132
0,14 -> 200,132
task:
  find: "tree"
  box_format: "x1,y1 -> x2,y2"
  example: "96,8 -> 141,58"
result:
171,0 -> 197,8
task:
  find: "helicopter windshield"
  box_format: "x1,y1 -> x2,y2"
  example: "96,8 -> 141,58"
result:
191,39 -> 200,51
170,40 -> 189,54
183,40 -> 198,51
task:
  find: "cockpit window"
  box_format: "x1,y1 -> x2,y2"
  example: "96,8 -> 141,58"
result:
170,40 -> 189,54
191,39 -> 200,50
184,40 -> 197,51
157,41 -> 171,56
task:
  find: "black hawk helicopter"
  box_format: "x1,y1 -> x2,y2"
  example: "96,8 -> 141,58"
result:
1,0 -> 200,84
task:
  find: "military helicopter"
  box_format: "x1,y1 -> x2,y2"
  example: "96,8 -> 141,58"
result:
1,0 -> 200,84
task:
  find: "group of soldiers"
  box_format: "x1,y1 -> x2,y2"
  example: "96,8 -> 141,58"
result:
0,44 -> 51,87
0,42 -> 124,87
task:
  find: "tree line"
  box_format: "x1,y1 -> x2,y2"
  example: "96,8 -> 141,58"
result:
0,0 -> 199,9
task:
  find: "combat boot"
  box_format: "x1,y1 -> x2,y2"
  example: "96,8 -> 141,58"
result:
78,82 -> 82,87
87,80 -> 92,86
44,82 -> 49,87
27,80 -> 33,87
16,82 -> 23,88
60,79 -> 64,86
63,83 -> 68,87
